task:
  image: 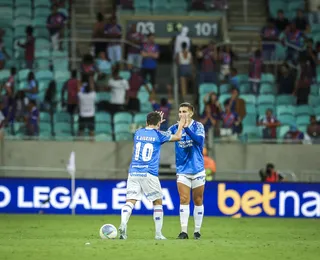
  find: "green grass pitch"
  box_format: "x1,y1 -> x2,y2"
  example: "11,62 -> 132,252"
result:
0,215 -> 319,260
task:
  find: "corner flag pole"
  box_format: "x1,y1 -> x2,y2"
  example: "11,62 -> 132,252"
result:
67,151 -> 76,216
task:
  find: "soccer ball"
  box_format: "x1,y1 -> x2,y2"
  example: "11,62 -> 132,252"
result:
99,224 -> 118,239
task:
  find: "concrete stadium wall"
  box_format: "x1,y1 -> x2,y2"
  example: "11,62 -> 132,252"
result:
0,140 -> 319,179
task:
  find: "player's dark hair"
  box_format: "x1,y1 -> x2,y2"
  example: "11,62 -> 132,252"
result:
146,112 -> 161,126
179,102 -> 194,112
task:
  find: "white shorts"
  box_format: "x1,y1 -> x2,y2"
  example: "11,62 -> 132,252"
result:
126,173 -> 163,202
177,170 -> 206,189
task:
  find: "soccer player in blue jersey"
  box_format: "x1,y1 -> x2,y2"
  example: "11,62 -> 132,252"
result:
168,102 -> 205,240
119,111 -> 186,240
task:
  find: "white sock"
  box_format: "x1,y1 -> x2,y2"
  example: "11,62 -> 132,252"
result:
180,204 -> 190,233
153,205 -> 163,236
193,205 -> 204,233
120,202 -> 134,227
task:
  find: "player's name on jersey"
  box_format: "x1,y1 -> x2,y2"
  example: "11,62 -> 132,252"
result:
136,136 -> 156,142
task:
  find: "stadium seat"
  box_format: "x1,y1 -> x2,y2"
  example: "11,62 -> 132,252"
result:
95,123 -> 113,135
259,83 -> 274,94
35,39 -> 51,50
113,112 -> 132,124
314,106 -> 320,116
134,113 -> 148,125
14,26 -> 26,40
114,123 -> 131,133
276,95 -> 296,106
34,7 -> 51,18
308,95 -> 320,107
38,80 -> 51,92
18,69 -> 31,82
276,105 -> 295,116
0,70 -> 10,82
35,50 -> 51,59
278,114 -> 296,126
140,102 -> 153,113
95,134 -> 113,142
55,112 -> 71,123
245,104 -> 257,115
199,83 -> 218,94
240,94 -> 256,105
258,105 -> 275,116
39,122 -> 51,133
137,91 -> 150,103
13,17 -> 32,27
133,0 -> 151,12
36,70 -> 53,81
119,70 -> 131,80
297,124 -> 307,133
242,115 -> 257,126
152,1 -> 170,13
242,125 -> 259,139
55,122 -> 72,134
96,112 -> 112,124
219,84 -> 230,94
257,95 -> 275,105
296,115 -> 310,125
39,112 -> 51,123
115,132 -> 133,141
54,71 -> 70,82
310,84 -> 320,96
14,8 -> 32,18
261,73 -> 275,84
34,0 -> 51,9
34,28 -> 50,39
278,125 -> 290,138
96,92 -> 111,103
36,59 -> 50,70
219,94 -> 231,105
239,83 -> 251,94
296,105 -> 313,116
237,74 -> 249,83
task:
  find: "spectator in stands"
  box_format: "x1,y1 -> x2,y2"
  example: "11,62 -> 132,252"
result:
141,33 -> 159,87
43,80 -> 57,117
307,115 -> 320,141
220,100 -> 241,137
258,108 -> 280,140
293,9 -> 310,33
62,70 -> 80,135
200,104 -> 217,135
174,27 -> 191,58
96,51 -> 112,88
302,38 -> 317,74
275,10 -> 289,32
107,65 -> 129,114
248,49 -> 263,94
294,57 -> 313,105
92,12 -> 106,57
176,42 -> 193,99
259,163 -> 284,182
284,23 -> 303,66
203,92 -> 221,136
47,4 -> 67,51
25,100 -> 39,136
0,100 -> 4,140
81,54 -> 97,78
229,68 -> 239,89
104,15 -> 122,64
220,44 -> 236,81
1,68 -> 16,122
277,63 -> 296,94
203,147 -> 216,181
197,41 -> 219,84
284,124 -> 304,143
14,91 -> 26,122
150,84 -> 173,131
23,72 -> 38,103
126,23 -> 144,69
78,75 -> 96,137
191,0 -> 205,10
17,26 -> 35,70
127,68 -> 144,112
316,42 -> 320,65
260,18 -> 279,61
227,88 -> 246,132
0,29 -> 10,70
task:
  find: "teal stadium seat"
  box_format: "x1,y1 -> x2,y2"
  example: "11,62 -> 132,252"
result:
219,84 -> 230,94
245,104 -> 257,115
54,71 -> 70,82
115,133 -> 133,141
18,69 -> 31,81
13,17 -> 32,27
310,84 -> 320,96
278,114 -> 296,126
261,73 -> 275,84
242,115 -> 257,126
55,112 -> 71,123
296,115 -> 310,125
237,74 -> 249,83
0,70 -> 10,82
240,94 -> 256,105
258,105 -> 275,116
38,80 -> 51,92
36,39 -> 51,50
114,123 -> 131,133
95,134 -> 113,142
0,0 -> 13,7
96,112 -> 112,124
96,92 -> 111,103
276,105 -> 295,116
152,1 -> 170,14
199,83 -> 218,94
219,94 -> 231,105
296,105 -> 313,116
140,102 -> 153,113
314,106 -> 320,116
35,50 -> 51,59
278,125 -> 290,139
134,0 -> 151,12
137,91 -> 150,103
34,0 -> 51,8
95,123 -> 112,135
14,8 -> 32,18
119,70 -> 131,80
239,83 -> 251,94
36,70 -> 53,81
257,94 -> 275,105
260,83 -> 274,94
34,28 -> 50,39
308,95 -> 320,107
14,26 -> 26,40
40,112 -> 51,123
242,125 -> 259,139
134,113 -> 148,125
34,7 -> 51,18
276,95 -> 296,105
39,122 -> 51,133
37,59 -> 51,70
113,112 -> 132,124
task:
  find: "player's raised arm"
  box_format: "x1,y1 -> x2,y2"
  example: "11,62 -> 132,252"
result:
170,115 -> 186,142
184,121 -> 205,146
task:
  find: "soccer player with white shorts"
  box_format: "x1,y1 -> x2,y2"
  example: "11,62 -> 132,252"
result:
119,111 -> 186,240
168,102 -> 205,240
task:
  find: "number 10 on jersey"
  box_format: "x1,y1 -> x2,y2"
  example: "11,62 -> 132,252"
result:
134,142 -> 154,162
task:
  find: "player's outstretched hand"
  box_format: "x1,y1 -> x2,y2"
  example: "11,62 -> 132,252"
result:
156,111 -> 166,124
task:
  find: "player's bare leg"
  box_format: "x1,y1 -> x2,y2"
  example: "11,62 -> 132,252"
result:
119,199 -> 136,239
192,185 -> 205,239
177,182 -> 191,239
153,199 -> 166,240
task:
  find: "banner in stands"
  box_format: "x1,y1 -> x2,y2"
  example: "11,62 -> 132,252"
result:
0,179 -> 319,218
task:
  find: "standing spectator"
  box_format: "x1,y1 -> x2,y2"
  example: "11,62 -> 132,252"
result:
248,49 -> 263,94
23,72 -> 38,103
107,65 -> 129,114
96,51 -> 112,88
78,76 -> 96,137
259,163 -> 284,182
220,100 -> 242,137
275,10 -> 289,32
204,92 -> 221,136
1,67 -> 16,123
150,84 -> 173,131
0,29 -> 10,70
197,41 -> 219,84
294,57 -> 313,105
277,63 -> 296,94
301,38 -> 317,74
141,33 -> 159,87
203,147 -> 216,181
173,27 -> 191,58
92,12 -> 106,57
284,124 -> 304,143
104,15 -> 122,64
316,42 -> 320,65
220,44 -> 236,80
80,54 -> 97,78
284,23 -> 303,65
62,70 -> 80,135
229,68 -> 240,89
127,68 -> 144,112
25,100 -> 39,136
126,23 -> 144,69
293,9 -> 310,33
307,115 -> 320,142
14,91 -> 26,122
176,42 -> 193,99
260,19 -> 279,61
46,4 -> 67,51
258,109 -> 280,140
17,26 -> 35,69
227,88 -> 246,132
43,80 -> 57,118
200,104 -> 217,135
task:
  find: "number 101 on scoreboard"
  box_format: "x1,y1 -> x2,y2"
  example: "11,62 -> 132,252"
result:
194,22 -> 218,37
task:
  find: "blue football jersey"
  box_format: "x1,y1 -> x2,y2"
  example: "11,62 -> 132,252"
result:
168,120 -> 205,175
128,128 -> 172,177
